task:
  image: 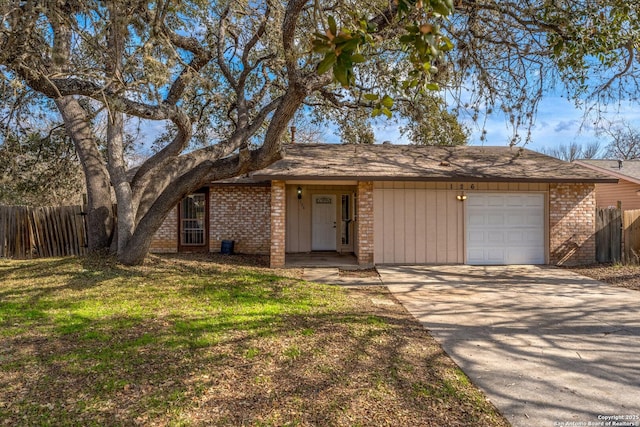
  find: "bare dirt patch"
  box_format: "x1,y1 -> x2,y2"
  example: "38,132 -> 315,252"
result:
338,268 -> 380,278
568,264 -> 640,291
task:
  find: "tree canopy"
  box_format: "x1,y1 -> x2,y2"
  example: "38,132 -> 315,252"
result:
0,128 -> 84,206
602,121 -> 640,160
541,141 -> 602,162
1,0 -> 638,264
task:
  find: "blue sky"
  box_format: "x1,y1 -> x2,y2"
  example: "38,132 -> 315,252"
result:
363,94 -> 640,154
137,93 -> 640,158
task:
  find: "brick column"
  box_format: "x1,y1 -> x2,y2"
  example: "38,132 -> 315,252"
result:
149,207 -> 178,253
270,180 -> 286,268
357,181 -> 374,266
549,183 -> 596,265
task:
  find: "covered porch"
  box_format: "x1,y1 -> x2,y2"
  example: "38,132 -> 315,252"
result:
269,180 -> 374,268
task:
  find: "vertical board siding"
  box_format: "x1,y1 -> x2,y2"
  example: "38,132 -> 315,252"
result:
415,190 -> 426,262
435,191 -> 449,263
382,191 -> 396,262
404,189 -> 416,263
393,190 -> 405,263
373,188 -> 385,260
373,189 -> 463,264
425,190 -> 438,262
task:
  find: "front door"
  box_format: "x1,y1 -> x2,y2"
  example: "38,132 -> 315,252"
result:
178,190 -> 209,252
312,194 -> 337,250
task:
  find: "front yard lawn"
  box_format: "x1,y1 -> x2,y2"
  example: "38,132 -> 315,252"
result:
0,255 -> 508,426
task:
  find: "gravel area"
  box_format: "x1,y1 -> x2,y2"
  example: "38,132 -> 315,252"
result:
568,263 -> 640,291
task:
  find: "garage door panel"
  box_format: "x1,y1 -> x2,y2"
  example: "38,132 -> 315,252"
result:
507,231 -> 523,243
468,230 -> 485,243
505,195 -> 525,206
467,249 -> 484,263
487,214 -> 504,225
467,193 -> 545,265
488,249 -> 505,262
524,194 -> 543,206
506,213 -> 524,226
469,215 -> 486,226
525,230 -> 543,242
526,214 -> 545,227
507,248 -> 545,264
487,195 -> 505,206
467,197 -> 485,207
488,231 -> 504,243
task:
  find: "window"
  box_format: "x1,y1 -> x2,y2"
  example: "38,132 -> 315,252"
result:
341,194 -> 352,245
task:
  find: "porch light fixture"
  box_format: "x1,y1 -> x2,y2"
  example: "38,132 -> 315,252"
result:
297,186 -> 303,199
456,193 -> 467,202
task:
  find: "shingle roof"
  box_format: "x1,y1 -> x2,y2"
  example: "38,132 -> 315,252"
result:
252,144 -> 616,183
574,159 -> 640,185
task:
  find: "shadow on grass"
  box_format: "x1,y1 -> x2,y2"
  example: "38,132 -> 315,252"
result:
0,256 -> 506,426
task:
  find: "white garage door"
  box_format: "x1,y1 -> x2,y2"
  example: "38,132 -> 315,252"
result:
466,193 -> 545,265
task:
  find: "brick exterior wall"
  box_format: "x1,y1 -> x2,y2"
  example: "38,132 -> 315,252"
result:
270,180 -> 286,268
356,181 -> 374,266
209,185 -> 271,254
549,183 -> 596,265
149,207 -> 178,253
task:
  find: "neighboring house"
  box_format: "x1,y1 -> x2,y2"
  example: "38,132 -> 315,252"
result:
574,159 -> 640,210
150,144 -> 615,267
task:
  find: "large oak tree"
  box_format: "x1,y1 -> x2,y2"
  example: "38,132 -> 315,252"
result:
1,0 -> 638,264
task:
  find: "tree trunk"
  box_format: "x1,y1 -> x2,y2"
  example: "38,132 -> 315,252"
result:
56,97 -> 114,251
107,110 -> 135,254
49,8 -> 113,252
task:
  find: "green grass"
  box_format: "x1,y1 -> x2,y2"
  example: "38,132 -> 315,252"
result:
0,255 -> 508,426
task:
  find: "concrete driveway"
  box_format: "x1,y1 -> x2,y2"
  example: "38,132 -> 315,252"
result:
377,265 -> 640,427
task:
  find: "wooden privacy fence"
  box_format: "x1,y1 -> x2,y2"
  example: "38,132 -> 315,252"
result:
596,207 -> 622,263
624,208 -> 640,263
0,205 -> 87,259
596,207 -> 640,264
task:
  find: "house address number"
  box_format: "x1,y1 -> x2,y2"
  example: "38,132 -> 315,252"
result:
450,184 -> 476,190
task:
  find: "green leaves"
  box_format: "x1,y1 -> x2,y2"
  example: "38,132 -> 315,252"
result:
367,94 -> 394,119
312,1 -> 454,117
327,15 -> 337,38
381,95 -> 394,108
313,16 -> 370,88
316,52 -> 336,75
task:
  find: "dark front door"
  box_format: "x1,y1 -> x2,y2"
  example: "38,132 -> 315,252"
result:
178,189 -> 209,252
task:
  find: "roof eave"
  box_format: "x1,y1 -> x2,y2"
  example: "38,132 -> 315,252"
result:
574,161 -> 640,185
252,174 -> 618,183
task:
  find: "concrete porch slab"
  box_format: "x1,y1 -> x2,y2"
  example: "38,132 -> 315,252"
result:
286,252 -> 358,268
